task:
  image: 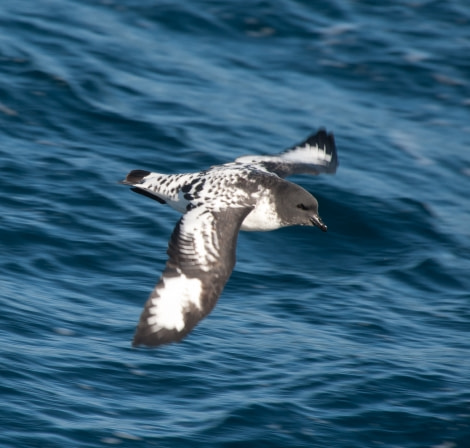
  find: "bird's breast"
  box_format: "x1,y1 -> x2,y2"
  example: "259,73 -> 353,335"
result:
240,194 -> 283,231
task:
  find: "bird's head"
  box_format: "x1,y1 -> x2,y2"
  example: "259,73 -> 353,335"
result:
276,182 -> 327,231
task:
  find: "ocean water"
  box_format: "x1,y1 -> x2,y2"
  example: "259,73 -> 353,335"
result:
1,1 -> 470,447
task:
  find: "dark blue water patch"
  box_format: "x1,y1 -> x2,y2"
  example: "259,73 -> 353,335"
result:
200,402 -> 313,447
390,255 -> 468,295
293,192 -> 443,276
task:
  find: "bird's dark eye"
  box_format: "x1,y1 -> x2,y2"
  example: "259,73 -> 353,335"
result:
297,203 -> 307,210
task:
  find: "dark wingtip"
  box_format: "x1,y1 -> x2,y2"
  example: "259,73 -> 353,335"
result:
306,129 -> 339,173
132,335 -> 145,348
121,169 -> 151,185
132,325 -> 187,348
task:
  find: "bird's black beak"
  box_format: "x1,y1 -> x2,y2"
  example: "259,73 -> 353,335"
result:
311,214 -> 327,232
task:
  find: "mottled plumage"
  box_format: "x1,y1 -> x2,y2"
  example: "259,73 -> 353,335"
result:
122,129 -> 338,347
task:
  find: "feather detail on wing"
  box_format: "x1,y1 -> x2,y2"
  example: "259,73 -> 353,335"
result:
235,129 -> 338,178
132,204 -> 253,347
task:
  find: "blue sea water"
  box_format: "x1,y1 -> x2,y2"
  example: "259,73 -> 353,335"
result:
1,0 -> 470,447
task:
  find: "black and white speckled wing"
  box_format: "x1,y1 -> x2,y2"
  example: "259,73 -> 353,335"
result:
121,170 -> 204,213
235,129 -> 338,178
132,204 -> 253,347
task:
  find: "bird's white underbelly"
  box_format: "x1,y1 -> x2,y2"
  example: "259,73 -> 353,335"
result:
241,195 -> 282,231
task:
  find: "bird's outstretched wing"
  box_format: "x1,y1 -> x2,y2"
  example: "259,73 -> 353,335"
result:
235,129 -> 338,178
132,204 -> 253,347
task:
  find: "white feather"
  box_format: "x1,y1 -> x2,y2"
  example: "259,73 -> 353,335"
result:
147,275 -> 202,332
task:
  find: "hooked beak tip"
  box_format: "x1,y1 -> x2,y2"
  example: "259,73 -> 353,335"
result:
311,215 -> 327,232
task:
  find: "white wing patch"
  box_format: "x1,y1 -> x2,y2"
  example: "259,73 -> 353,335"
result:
147,275 -> 202,332
235,154 -> 275,165
281,142 -> 332,164
236,143 -> 331,166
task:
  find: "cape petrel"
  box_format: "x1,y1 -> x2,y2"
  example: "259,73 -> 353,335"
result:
122,129 -> 338,347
